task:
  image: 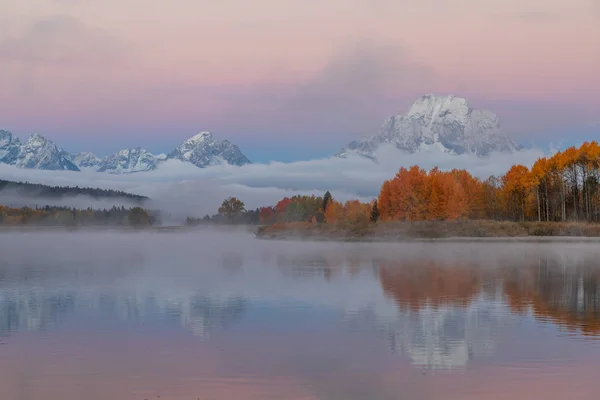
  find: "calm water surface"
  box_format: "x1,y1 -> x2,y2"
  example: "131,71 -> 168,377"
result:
2,230 -> 600,399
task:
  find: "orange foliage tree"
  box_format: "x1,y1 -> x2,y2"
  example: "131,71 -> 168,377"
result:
324,200 -> 344,223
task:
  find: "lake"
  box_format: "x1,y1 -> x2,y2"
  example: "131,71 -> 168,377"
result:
1,229 -> 600,399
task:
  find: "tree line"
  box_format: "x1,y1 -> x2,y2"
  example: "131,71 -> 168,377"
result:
0,179 -> 147,202
378,141 -> 600,222
0,205 -> 156,227
197,193 -> 378,228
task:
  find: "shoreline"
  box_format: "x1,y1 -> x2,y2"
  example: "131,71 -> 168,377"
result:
5,221 -> 600,243
255,220 -> 600,243
256,234 -> 600,243
0,224 -> 257,234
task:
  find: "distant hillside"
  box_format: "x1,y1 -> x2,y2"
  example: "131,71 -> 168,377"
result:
0,179 -> 148,202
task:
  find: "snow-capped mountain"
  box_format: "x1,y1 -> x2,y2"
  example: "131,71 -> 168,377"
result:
0,130 -> 21,163
97,148 -> 160,173
1,133 -> 79,171
168,131 -> 251,168
0,130 -> 251,173
337,94 -> 520,159
70,152 -> 102,169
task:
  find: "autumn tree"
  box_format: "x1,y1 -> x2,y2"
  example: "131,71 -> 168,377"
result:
259,206 -> 276,225
218,197 -> 246,224
396,166 -> 429,221
502,164 -> 532,221
273,195 -> 323,223
378,180 -> 394,221
324,200 -> 344,224
343,200 -> 371,227
426,167 -> 448,220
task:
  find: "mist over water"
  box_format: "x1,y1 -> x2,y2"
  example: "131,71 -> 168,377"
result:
2,230 -> 600,399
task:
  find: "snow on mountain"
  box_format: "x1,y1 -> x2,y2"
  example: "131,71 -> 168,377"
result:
337,94 -> 521,159
2,133 -> 80,171
0,130 -> 21,163
96,148 -> 160,174
0,130 -> 251,173
167,131 -> 251,168
71,152 -> 102,169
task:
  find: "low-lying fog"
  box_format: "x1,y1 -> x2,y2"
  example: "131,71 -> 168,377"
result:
2,229 -> 599,310
0,144 -> 545,221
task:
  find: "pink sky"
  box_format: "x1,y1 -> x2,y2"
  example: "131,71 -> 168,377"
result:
0,0 -> 598,158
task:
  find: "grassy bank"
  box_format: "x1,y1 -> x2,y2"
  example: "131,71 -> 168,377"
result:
255,220 -> 600,241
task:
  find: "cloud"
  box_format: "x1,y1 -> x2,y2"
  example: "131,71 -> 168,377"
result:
0,146 -> 545,221
212,40 -> 434,147
0,14 -> 143,136
0,14 -> 127,66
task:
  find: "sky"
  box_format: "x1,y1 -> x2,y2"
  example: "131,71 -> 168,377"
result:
0,0 -> 598,162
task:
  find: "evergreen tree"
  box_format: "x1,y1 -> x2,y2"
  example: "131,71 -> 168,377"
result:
370,199 -> 379,223
322,191 -> 332,213
128,207 -> 151,227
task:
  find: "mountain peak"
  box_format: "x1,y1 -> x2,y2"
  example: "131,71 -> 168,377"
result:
0,130 -> 21,163
0,130 -> 20,146
168,132 -> 251,168
3,133 -> 80,171
71,152 -> 102,169
337,94 -> 520,159
407,94 -> 469,119
26,133 -> 48,146
188,131 -> 213,142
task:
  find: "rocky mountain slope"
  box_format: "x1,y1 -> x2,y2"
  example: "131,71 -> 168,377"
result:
337,94 -> 520,159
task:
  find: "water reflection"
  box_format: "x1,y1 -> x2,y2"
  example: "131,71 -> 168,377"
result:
2,233 -> 600,399
0,289 -> 246,338
1,243 -> 599,356
502,254 -> 600,336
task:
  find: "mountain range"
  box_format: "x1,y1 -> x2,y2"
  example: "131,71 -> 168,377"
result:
0,131 -> 250,173
0,94 -> 521,174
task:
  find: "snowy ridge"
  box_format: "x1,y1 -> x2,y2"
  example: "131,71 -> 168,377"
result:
0,130 -> 21,162
337,94 -> 521,159
168,131 -> 251,168
70,152 -> 102,169
1,133 -> 79,171
0,130 -> 251,173
97,148 -> 160,174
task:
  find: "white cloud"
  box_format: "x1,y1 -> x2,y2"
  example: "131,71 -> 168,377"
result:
0,145 -> 545,221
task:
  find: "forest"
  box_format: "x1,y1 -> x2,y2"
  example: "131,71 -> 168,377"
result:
0,179 -> 147,202
0,205 -> 157,227
377,141 -> 600,223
